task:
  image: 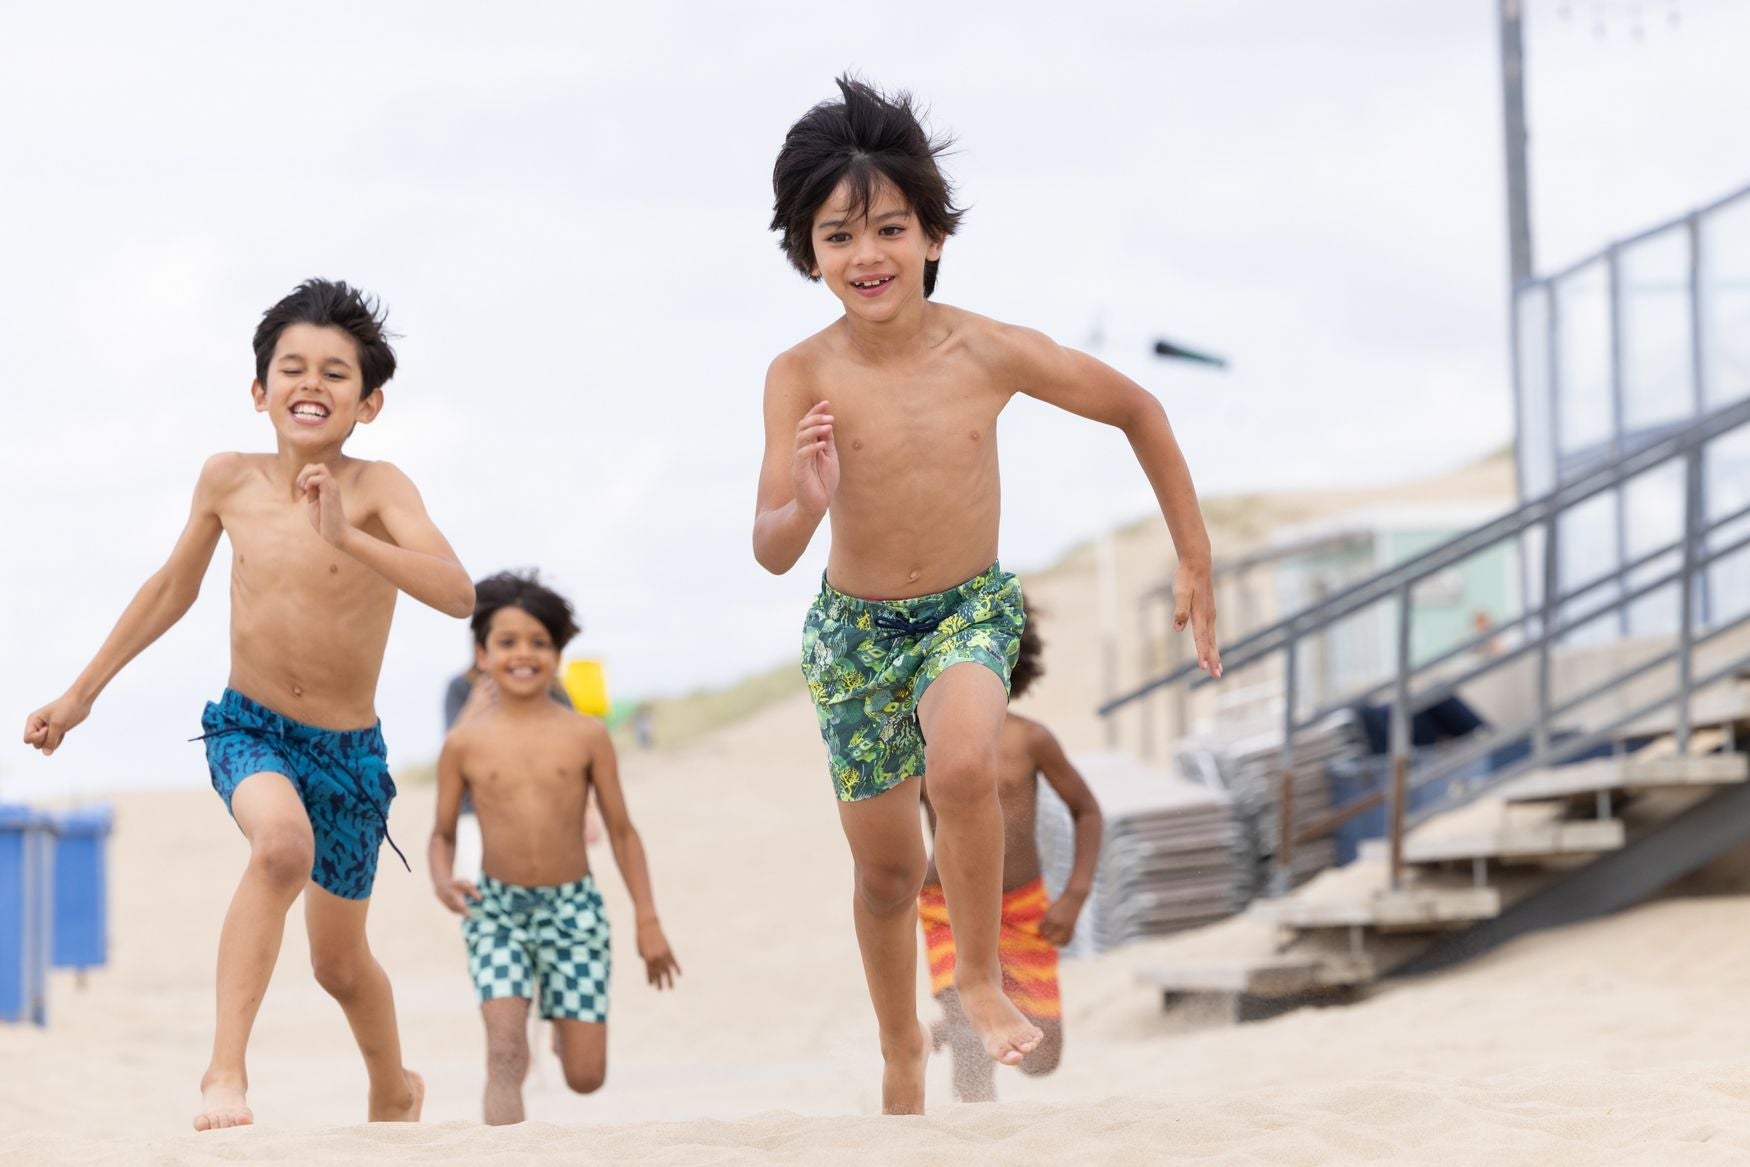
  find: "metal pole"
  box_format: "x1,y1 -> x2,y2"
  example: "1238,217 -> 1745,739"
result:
1138,596 -> 1157,759
1688,213 -> 1712,626
1536,505 -> 1560,759
1607,245 -> 1630,637
1277,634 -> 1299,890
1388,583 -> 1413,891
1500,0 -> 1535,285
1677,450 -> 1701,754
1098,533 -> 1120,748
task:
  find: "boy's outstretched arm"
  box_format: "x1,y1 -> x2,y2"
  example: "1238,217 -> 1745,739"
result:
585,722 -> 680,989
1007,329 -> 1221,676
752,352 -> 834,575
1029,722 -> 1103,947
298,460 -> 474,618
23,454 -> 230,756
428,735 -> 478,914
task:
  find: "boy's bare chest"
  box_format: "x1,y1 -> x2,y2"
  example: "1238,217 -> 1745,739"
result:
829,367 -> 1006,465
467,739 -> 587,804
222,483 -> 385,597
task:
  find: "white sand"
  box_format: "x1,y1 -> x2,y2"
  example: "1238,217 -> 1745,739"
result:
10,459 -> 1750,1163
4,691 -> 1747,1164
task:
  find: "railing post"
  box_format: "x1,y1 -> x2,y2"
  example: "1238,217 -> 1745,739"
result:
1535,504 -> 1561,759
1688,212 -> 1712,625
1677,449 -> 1702,754
1388,582 -> 1412,892
1275,633 -> 1299,893
1138,595 -> 1157,760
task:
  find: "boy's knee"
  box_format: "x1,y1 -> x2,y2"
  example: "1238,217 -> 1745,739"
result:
855,857 -> 925,915
250,827 -> 314,893
486,1034 -> 531,1081
310,949 -> 370,1001
922,753 -> 997,814
563,1061 -> 606,1094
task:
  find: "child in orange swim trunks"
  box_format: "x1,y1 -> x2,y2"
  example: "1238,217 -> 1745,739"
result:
918,602 -> 1103,1102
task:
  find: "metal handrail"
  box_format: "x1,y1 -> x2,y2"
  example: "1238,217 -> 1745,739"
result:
1101,395 -> 1750,892
1100,392 -> 1750,718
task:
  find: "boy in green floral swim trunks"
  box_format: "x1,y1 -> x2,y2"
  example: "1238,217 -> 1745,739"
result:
756,77 -> 1222,1115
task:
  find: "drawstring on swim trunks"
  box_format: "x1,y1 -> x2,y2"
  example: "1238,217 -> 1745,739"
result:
872,610 -> 945,639
190,726 -> 412,875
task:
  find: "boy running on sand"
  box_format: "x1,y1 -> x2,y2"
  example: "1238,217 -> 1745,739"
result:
429,571 -> 679,1126
920,603 -> 1103,1102
755,77 -> 1220,1114
23,279 -> 474,1130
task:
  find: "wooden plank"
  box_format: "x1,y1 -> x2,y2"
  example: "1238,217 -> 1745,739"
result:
1274,886 -> 1500,931
1505,749 -> 1746,803
1135,952 -> 1373,996
1403,818 -> 1624,865
1610,687 -> 1750,740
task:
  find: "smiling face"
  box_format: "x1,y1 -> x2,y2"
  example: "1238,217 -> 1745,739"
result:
475,605 -> 561,701
810,176 -> 942,322
252,322 -> 382,447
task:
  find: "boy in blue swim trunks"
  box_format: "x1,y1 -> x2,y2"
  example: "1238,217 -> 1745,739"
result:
756,77 -> 1221,1114
428,571 -> 679,1126
24,279 -> 474,1131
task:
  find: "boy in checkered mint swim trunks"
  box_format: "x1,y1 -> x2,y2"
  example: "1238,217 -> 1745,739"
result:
25,280 -> 473,1132
756,79 -> 1221,1114
430,572 -> 679,1125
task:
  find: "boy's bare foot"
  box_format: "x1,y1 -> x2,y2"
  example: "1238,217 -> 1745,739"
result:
956,981 -> 1042,1066
880,1021 -> 930,1116
194,1074 -> 253,1131
368,1069 -> 425,1122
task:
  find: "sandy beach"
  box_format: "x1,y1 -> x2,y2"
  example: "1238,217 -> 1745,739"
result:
6,463 -> 1750,1164
5,687 -> 1748,1164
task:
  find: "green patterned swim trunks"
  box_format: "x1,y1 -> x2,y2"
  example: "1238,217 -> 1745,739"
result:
801,563 -> 1024,802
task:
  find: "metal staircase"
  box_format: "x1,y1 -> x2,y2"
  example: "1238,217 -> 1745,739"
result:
1102,394 -> 1750,1013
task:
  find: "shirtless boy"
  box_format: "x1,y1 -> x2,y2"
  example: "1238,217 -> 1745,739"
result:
920,602 -> 1103,1102
429,571 -> 678,1126
24,278 -> 474,1130
755,77 -> 1220,1114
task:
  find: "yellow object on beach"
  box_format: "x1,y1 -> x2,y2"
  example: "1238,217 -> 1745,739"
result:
561,659 -> 610,716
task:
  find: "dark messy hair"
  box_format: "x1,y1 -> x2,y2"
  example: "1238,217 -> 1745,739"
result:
770,75 -> 964,298
253,278 -> 398,396
470,570 -> 581,651
1010,599 -> 1045,701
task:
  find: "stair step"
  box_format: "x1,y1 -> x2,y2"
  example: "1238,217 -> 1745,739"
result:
1504,750 -> 1747,803
1403,818 -> 1624,865
1272,886 -> 1500,932
1135,952 -> 1372,997
1610,685 -> 1750,739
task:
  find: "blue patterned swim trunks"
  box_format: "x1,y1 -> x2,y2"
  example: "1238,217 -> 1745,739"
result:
198,688 -> 403,901
462,872 -> 612,1022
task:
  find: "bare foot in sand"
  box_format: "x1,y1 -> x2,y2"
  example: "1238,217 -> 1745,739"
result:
957,981 -> 1042,1066
194,1074 -> 253,1131
369,1069 -> 425,1122
881,1021 -> 931,1116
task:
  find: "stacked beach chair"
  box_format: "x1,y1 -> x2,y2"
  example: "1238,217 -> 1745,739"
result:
1037,752 -> 1248,957
1174,712 -> 1365,897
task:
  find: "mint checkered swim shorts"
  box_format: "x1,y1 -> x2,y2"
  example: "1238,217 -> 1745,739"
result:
462,872 -> 611,1022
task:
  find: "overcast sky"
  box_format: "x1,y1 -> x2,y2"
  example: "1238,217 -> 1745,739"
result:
4,0 -> 1748,796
